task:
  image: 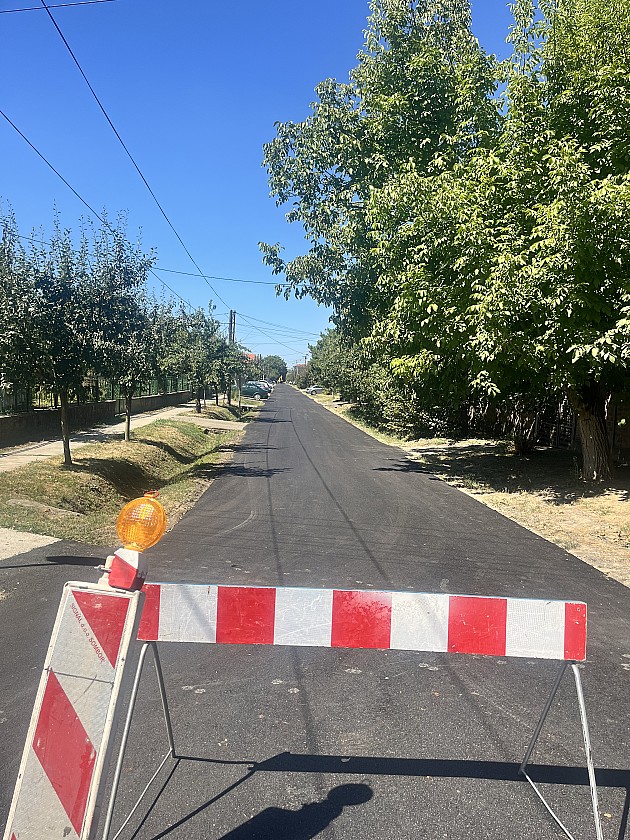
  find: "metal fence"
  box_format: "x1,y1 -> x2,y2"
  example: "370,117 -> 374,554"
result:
0,376 -> 191,416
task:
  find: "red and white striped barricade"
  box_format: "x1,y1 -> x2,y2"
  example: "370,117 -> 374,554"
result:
100,583 -> 601,840
3,583 -> 144,840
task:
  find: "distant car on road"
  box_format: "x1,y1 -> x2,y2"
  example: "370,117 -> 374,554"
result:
305,385 -> 324,394
241,382 -> 270,400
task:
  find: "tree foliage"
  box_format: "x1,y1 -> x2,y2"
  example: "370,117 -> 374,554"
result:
262,0 -> 630,480
0,210 -> 260,461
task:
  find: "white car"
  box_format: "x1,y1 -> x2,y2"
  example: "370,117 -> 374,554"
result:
305,385 -> 324,394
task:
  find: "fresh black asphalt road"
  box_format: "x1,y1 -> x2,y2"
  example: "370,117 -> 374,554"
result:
1,384 -> 629,839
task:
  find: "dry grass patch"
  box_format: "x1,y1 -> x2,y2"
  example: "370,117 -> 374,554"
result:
0,419 -> 241,546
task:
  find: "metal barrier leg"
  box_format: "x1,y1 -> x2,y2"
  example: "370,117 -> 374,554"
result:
520,661 -> 568,774
152,643 -> 176,759
571,664 -> 604,840
519,661 -> 603,840
101,642 -> 176,840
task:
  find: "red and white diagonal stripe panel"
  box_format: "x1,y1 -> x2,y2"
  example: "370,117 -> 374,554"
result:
4,584 -> 141,840
138,584 -> 587,661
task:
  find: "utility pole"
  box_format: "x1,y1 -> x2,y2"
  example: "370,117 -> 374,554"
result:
227,311 -> 241,410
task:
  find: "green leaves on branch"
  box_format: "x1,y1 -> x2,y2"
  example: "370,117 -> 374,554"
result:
261,0 -> 630,478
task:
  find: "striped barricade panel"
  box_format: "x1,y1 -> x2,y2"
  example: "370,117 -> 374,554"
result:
138,584 -> 586,661
4,584 -> 143,840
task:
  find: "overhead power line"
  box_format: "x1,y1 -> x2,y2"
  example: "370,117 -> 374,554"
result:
0,107 -> 104,221
1,0 -> 116,13
4,7 -> 308,357
39,0 -> 229,310
238,312 -> 306,356
238,312 -> 321,337
0,107 -> 315,355
153,265 -> 290,288
0,110 -> 301,352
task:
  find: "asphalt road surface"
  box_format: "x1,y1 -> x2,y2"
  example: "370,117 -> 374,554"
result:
1,384 -> 629,840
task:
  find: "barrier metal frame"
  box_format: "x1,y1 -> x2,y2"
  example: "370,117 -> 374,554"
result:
101,643 -> 603,840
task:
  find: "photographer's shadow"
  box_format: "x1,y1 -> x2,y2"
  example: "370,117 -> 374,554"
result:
219,783 -> 373,839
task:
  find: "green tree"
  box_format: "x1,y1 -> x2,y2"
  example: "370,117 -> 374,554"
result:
0,212 -> 156,463
263,0 -> 630,480
86,219 -> 155,441
151,301 -> 189,395
259,355 -> 287,381
184,307 -> 223,413
261,0 -> 497,339
24,219 -> 99,466
0,213 -> 40,409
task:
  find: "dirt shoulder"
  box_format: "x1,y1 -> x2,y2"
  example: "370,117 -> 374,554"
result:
311,393 -> 630,589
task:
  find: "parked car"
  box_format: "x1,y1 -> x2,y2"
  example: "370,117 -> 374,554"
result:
241,382 -> 270,400
305,385 -> 324,394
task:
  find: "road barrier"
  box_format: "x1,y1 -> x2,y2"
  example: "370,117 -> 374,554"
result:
4,582 -> 603,840
127,583 -> 599,840
3,583 -> 143,840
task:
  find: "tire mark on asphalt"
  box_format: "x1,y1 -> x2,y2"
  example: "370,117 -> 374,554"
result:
261,404 -> 334,821
289,407 -> 392,586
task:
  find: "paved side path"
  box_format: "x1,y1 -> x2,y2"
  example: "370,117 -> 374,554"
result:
0,402 -> 245,473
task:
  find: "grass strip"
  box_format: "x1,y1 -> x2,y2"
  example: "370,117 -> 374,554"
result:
0,419 -> 241,546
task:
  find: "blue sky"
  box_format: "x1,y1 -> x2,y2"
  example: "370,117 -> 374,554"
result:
0,0 -> 514,367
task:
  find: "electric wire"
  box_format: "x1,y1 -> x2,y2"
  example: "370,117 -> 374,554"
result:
0,107 -> 105,222
39,0 -> 229,310
153,265 -> 290,288
3,12 -> 318,358
238,311 -> 306,356
237,312 -> 321,337
1,0 -> 116,13
38,0 -> 313,358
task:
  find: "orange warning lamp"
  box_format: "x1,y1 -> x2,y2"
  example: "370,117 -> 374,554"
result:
116,492 -> 167,552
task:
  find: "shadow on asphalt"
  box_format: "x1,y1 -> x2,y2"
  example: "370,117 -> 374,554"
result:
373,460 -> 443,478
235,444 -> 280,452
253,417 -> 291,424
218,783 -> 373,840
251,752 -> 630,787
405,444 -> 630,505
119,751 -> 629,840
0,555 -> 100,570
46,554 -> 100,566
215,462 -> 291,479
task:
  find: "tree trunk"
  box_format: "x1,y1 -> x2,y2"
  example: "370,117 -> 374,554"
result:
125,393 -> 133,442
214,383 -> 219,406
195,386 -> 202,414
512,405 -> 537,456
567,383 -> 612,482
59,389 -> 72,467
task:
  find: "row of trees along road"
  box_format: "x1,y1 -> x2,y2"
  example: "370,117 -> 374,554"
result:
261,0 -> 630,481
0,211 -> 269,466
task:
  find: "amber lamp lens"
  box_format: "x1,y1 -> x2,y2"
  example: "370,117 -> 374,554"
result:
116,496 -> 167,551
